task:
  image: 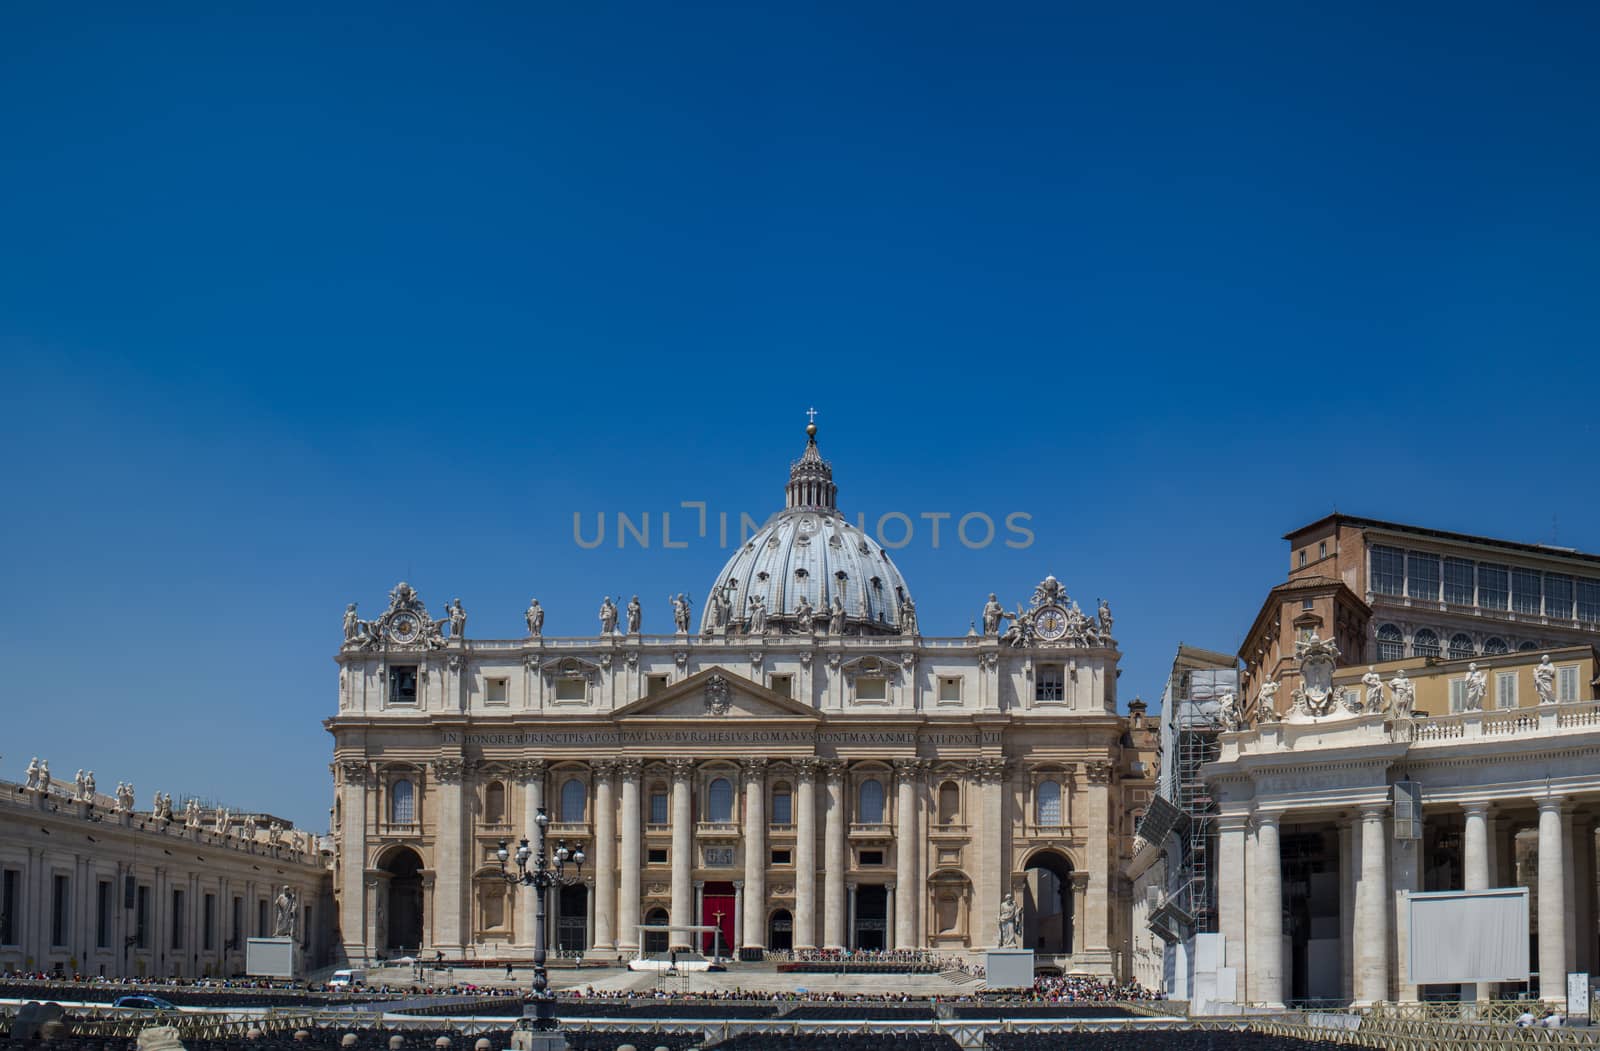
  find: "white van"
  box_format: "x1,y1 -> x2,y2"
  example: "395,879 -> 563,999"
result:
328,969 -> 365,988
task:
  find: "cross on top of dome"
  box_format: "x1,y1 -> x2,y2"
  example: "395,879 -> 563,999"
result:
787,412 -> 835,511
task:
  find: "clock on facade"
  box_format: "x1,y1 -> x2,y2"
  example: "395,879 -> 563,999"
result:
389,612 -> 421,644
1035,605 -> 1068,641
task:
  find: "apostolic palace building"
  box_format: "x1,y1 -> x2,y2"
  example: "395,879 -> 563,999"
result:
326,424 -> 1151,973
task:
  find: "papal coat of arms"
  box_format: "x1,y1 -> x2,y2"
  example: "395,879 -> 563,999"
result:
1291,633 -> 1343,717
704,673 -> 732,716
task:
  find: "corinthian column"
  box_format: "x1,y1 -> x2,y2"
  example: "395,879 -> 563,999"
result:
431,755 -> 469,952
617,758 -> 642,953
741,758 -> 767,950
894,758 -> 920,949
668,758 -> 695,951
1538,796 -> 1569,1003
794,758 -> 820,950
823,760 -> 847,950
512,759 -> 547,949
1353,803 -> 1390,1007
590,760 -> 617,954
337,760 -> 369,964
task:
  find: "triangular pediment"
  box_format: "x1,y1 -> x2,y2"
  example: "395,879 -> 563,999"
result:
612,666 -> 820,721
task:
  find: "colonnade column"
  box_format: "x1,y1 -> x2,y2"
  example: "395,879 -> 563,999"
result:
617,758 -> 642,954
1461,802 -> 1491,1001
513,759 -> 546,950
1216,814 -> 1249,981
823,761 -> 847,950
1537,796 -> 1569,1003
590,761 -> 617,954
431,756 -> 468,952
893,758 -> 920,949
732,880 -> 745,950
1562,809 -> 1579,974
741,758 -> 767,951
337,760 -> 369,963
668,759 -> 695,951
1338,819 -> 1354,1002
1353,803 -> 1390,1006
794,758 -> 819,951
1248,810 -> 1284,1008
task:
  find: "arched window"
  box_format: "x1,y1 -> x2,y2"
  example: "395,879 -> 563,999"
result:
1483,637 -> 1509,655
1519,640 -> 1540,652
938,781 -> 960,825
559,778 -> 586,823
1036,780 -> 1063,826
708,778 -> 734,823
1448,633 -> 1475,660
858,778 -> 885,824
390,779 -> 415,824
484,781 -> 506,825
1412,629 -> 1441,658
771,783 -> 792,825
1375,623 -> 1404,662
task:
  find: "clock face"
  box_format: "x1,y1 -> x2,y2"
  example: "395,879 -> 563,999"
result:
389,613 -> 421,644
1035,606 -> 1068,641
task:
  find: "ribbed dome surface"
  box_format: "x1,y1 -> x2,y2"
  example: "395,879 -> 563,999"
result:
701,426 -> 915,635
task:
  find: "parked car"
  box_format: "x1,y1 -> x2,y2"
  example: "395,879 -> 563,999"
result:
113,995 -> 177,1011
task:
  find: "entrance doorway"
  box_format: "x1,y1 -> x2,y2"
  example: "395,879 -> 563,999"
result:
768,908 -> 793,951
855,885 -> 888,950
380,846 -> 424,954
1022,850 -> 1073,954
702,881 -> 735,956
643,908 -> 669,955
557,884 -> 588,952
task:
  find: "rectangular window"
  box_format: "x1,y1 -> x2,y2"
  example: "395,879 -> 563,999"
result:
2,869 -> 19,944
1299,550 -> 1307,567
1544,575 -> 1574,620
646,674 -> 670,696
1036,665 -> 1064,702
859,849 -> 885,866
51,874 -> 69,946
771,793 -> 792,824
232,897 -> 243,949
855,676 -> 887,701
647,848 -> 668,865
1579,579 -> 1600,623
1443,558 -> 1475,605
388,665 -> 418,705
1319,541 -> 1327,559
171,889 -> 185,949
1512,568 -> 1542,615
485,677 -> 509,705
96,880 -> 112,949
770,849 -> 792,865
1407,552 -> 1440,601
136,886 -> 150,949
1449,678 -> 1467,713
555,677 -> 586,702
938,676 -> 962,703
203,892 -> 216,951
1496,672 -> 1518,709
1301,598 -> 1314,611
649,791 -> 668,825
1371,545 -> 1406,596
257,899 -> 269,939
1559,665 -> 1580,702
769,674 -> 793,698
1478,564 -> 1509,610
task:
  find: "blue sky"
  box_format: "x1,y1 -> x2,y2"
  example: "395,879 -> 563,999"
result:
2,3 -> 1598,829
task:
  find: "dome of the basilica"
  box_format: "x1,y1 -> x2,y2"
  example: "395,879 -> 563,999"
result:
701,424 -> 915,636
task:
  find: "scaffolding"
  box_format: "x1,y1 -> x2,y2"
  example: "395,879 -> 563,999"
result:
1143,645 -> 1237,943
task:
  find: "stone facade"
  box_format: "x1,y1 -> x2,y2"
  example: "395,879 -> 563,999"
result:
326,428 -> 1149,974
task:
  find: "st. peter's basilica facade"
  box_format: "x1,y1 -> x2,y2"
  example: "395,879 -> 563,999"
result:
327,425 -> 1147,975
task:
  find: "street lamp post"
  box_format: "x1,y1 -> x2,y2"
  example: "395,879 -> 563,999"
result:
496,807 -> 585,1036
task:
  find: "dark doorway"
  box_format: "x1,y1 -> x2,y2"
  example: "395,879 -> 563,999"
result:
557,884 -> 588,952
1022,850 -> 1073,954
855,885 -> 888,950
381,847 -> 424,954
768,908 -> 793,951
643,908 -> 669,955
702,881 -> 735,956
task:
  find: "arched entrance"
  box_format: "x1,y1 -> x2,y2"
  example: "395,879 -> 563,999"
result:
1022,850 -> 1074,954
379,846 -> 425,954
768,908 -> 793,951
643,907 -> 669,955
